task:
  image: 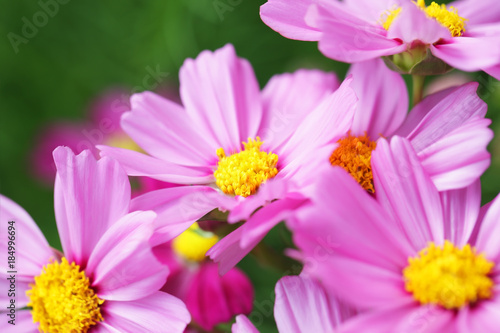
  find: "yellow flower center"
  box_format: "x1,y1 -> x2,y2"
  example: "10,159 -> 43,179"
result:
329,133 -> 376,193
214,137 -> 279,197
27,257 -> 104,333
382,0 -> 467,37
172,223 -> 219,262
403,241 -> 494,309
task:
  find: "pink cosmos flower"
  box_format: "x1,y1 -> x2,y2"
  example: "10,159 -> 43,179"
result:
153,225 -> 254,331
292,136 -> 500,332
232,275 -> 355,333
98,44 -> 358,271
0,147 -> 190,333
206,57 -> 491,274
261,0 -> 500,78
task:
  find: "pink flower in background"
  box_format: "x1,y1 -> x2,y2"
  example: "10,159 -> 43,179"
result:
30,89 -> 132,184
261,0 -> 500,78
292,136 -> 500,332
186,262 -> 253,331
232,275 -> 355,333
0,147 -> 190,333
30,87 -> 181,186
153,223 -> 254,331
99,44 -> 357,272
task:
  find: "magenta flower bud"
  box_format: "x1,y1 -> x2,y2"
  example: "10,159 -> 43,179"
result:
185,262 -> 254,331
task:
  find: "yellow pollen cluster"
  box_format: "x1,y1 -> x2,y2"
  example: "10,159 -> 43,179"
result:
381,7 -> 402,30
382,1 -> 467,37
417,0 -> 467,37
404,241 -> 494,309
214,137 -> 279,197
172,223 -> 219,262
329,133 -> 376,193
27,257 -> 104,333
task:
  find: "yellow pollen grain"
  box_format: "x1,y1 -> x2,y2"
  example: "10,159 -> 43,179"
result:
381,7 -> 402,30
382,1 -> 467,37
27,257 -> 104,333
214,137 -> 278,197
329,133 -> 376,193
403,240 -> 494,309
172,223 -> 219,262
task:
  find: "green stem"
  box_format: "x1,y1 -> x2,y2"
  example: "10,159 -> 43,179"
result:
412,75 -> 425,106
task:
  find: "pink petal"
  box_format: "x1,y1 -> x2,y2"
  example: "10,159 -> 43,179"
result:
393,85 -> 460,138
30,122 -> 97,183
131,186 -> 237,245
98,146 -> 214,184
387,1 -> 451,44
0,195 -> 53,279
310,4 -> 406,62
457,298 -> 500,333
304,254 -> 411,310
0,279 -> 31,308
418,117 -> 492,191
453,0 -> 500,25
221,267 -> 254,318
440,181 -> 481,247
338,302 -> 455,333
53,147 -> 130,266
207,226 -> 260,276
210,193 -> 307,274
232,315 -> 259,333
260,0 -> 320,41
348,58 -> 408,138
87,211 -> 168,301
431,36 -> 500,71
372,137 -> 444,251
259,69 -> 339,150
292,165 -> 413,275
0,309 -> 39,333
483,64 -> 500,80
278,77 -> 357,169
468,198 -> 493,245
404,83 -> 486,144
186,263 -> 253,331
274,275 -> 354,332
179,44 -> 262,152
474,192 -> 500,263
228,177 -> 290,223
99,292 -> 190,333
240,194 -> 308,248
399,82 -> 491,190
121,92 -> 214,166
341,0 -> 402,22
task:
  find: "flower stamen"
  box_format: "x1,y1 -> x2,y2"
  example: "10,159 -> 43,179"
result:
214,137 -> 278,197
382,1 -> 467,37
329,133 -> 376,193
27,257 -> 104,333
404,241 -> 494,309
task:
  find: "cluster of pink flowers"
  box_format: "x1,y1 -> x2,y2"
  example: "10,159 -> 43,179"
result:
2,0 -> 500,332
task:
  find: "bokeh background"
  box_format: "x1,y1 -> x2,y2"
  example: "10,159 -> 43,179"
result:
1,1 -> 499,331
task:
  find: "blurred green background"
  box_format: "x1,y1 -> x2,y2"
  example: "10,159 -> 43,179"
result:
1,1 -> 499,332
